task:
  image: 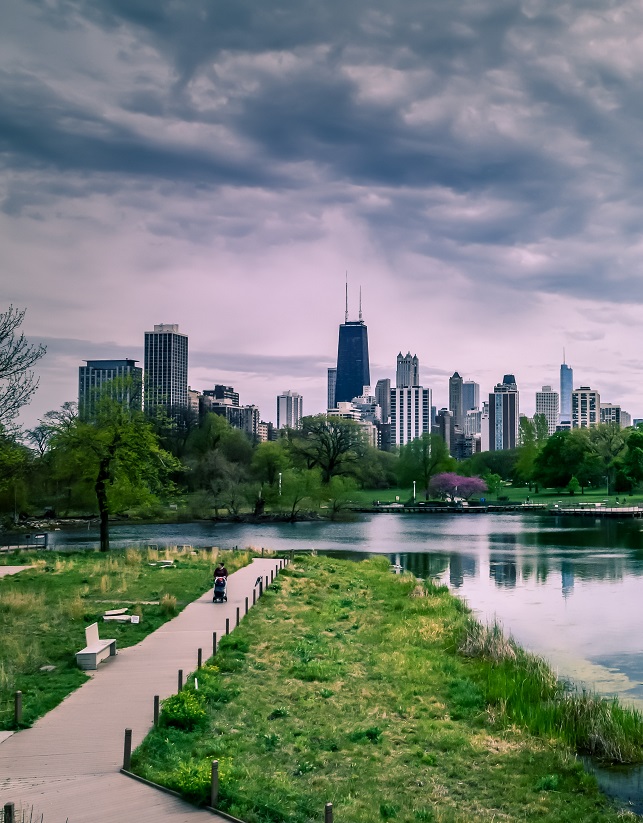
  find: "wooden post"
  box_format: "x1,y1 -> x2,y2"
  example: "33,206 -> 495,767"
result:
245,596 -> 249,615
14,690 -> 22,727
211,760 -> 219,807
259,580 -> 263,597
225,617 -> 230,636
123,728 -> 132,770
3,803 -> 14,823
271,569 -> 274,582
325,802 -> 333,823
236,606 -> 240,627
154,695 -> 160,726
261,547 -> 264,556
198,648 -> 203,669
178,669 -> 183,692
213,631 -> 217,656
253,588 -> 257,605
265,575 -> 269,589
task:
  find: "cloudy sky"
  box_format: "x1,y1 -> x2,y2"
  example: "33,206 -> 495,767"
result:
3,0 -> 643,429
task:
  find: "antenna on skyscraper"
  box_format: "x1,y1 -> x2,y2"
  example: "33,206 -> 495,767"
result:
359,286 -> 363,322
345,272 -> 349,324
563,347 -> 566,365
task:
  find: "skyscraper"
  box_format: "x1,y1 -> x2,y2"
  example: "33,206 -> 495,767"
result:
78,359 -> 142,419
572,386 -> 600,428
449,372 -> 464,430
462,380 -> 480,411
488,374 -> 519,451
327,368 -> 337,410
390,386 -> 432,447
334,289 -> 370,404
536,386 -> 559,435
396,352 -> 419,388
277,391 -> 303,429
144,324 -> 188,414
375,378 -> 391,423
560,359 -> 573,427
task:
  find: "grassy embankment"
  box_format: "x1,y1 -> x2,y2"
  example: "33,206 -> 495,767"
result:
132,555 -> 642,822
0,546 -> 251,729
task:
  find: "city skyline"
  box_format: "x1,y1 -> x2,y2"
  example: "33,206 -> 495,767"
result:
4,1 -> 643,429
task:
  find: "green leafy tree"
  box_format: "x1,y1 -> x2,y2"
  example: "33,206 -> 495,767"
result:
323,475 -> 358,518
483,472 -> 503,500
269,468 -> 322,521
291,416 -> 366,484
622,428 -> 643,490
49,385 -> 180,550
397,433 -> 452,499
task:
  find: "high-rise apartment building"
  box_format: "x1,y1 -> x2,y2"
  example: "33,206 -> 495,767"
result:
449,372 -> 464,429
462,380 -> 480,412
375,378 -> 391,423
327,368 -> 337,410
203,385 -> 239,407
78,359 -> 142,419
396,352 -> 419,388
489,374 -> 519,451
560,360 -> 573,426
572,386 -> 600,428
144,324 -> 188,413
536,385 -> 559,435
390,386 -> 432,447
335,289 -> 370,404
600,403 -> 621,425
277,391 -> 303,429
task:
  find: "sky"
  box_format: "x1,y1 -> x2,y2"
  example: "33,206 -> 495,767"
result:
3,0 -> 643,430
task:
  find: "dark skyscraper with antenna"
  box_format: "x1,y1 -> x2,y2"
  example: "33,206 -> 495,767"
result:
334,284 -> 370,404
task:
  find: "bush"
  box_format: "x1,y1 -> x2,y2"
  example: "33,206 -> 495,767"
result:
160,690 -> 207,731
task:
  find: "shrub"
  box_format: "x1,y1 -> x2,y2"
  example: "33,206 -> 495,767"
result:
160,690 -> 207,731
160,593 -> 177,615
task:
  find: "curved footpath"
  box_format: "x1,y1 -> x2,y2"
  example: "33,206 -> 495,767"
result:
0,557 -> 281,823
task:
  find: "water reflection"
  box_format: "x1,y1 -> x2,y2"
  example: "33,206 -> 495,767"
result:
42,512 -> 643,708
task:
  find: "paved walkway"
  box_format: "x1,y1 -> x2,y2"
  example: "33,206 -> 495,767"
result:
0,557 -> 283,822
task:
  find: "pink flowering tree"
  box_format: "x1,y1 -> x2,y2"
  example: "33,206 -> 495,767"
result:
429,473 -> 487,501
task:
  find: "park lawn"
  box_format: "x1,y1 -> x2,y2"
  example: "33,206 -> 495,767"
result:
0,546 -> 252,729
132,555 -> 638,823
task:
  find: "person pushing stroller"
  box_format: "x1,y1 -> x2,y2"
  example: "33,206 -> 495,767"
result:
213,561 -> 228,603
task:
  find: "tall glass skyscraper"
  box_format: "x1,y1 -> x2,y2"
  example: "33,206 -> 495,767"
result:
560,361 -> 573,426
335,312 -> 370,404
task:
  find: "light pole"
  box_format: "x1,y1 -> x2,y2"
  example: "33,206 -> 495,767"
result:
413,480 -> 416,502
278,472 -> 282,497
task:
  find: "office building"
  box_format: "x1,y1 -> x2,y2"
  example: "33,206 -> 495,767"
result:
480,402 -> 490,452
600,403 -> 621,426
375,378 -> 391,423
449,372 -> 464,429
465,409 -> 482,436
396,352 -> 419,388
144,324 -> 188,414
463,380 -> 480,412
489,374 -> 519,451
78,359 -> 142,419
211,403 -> 261,441
435,407 -> 453,454
572,386 -> 600,428
536,385 -> 559,436
560,360 -> 573,427
390,386 -> 432,447
277,391 -> 303,429
334,290 -> 370,404
621,411 -> 632,428
327,368 -> 337,411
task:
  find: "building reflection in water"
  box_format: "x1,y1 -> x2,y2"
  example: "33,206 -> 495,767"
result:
561,560 -> 575,598
489,553 -> 517,588
449,553 -> 478,588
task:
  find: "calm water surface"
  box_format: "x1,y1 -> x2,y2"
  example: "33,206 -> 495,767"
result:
48,512 -> 643,708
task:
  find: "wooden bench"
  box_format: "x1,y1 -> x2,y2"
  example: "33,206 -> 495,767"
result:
76,623 -> 116,671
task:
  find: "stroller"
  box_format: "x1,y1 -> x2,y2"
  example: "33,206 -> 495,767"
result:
213,576 -> 228,603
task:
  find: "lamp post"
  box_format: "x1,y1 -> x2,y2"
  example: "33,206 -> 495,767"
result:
278,472 -> 282,497
413,480 -> 416,502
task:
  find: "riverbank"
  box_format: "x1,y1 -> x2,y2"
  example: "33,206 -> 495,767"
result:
132,555 -> 640,822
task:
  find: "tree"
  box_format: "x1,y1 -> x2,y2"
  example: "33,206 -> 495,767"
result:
252,441 -> 291,486
429,472 -> 486,501
291,416 -> 365,484
0,306 -> 46,427
49,385 -> 179,550
397,433 -> 452,499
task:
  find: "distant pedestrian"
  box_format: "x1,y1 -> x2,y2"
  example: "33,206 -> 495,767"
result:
214,562 -> 228,579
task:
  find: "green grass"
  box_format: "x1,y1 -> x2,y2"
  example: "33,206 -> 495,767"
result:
0,546 -> 253,729
132,556 -> 638,822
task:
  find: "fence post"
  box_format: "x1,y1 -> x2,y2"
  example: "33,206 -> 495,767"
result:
325,802 -> 333,823
259,580 -> 263,597
178,669 -> 183,692
3,803 -> 15,823
253,588 -> 257,605
236,606 -> 240,627
265,575 -> 269,589
123,728 -> 132,770
225,617 -> 230,636
211,760 -> 219,807
154,695 -> 160,726
14,690 -> 22,727
198,648 -> 203,669
213,631 -> 217,656
245,596 -> 249,615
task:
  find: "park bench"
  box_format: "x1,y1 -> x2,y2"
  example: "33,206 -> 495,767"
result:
76,623 -> 116,671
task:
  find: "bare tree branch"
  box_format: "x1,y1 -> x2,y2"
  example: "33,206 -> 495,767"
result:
0,306 -> 46,427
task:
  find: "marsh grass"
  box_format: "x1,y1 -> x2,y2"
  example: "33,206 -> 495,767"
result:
0,547 -> 251,729
132,556 -> 635,823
